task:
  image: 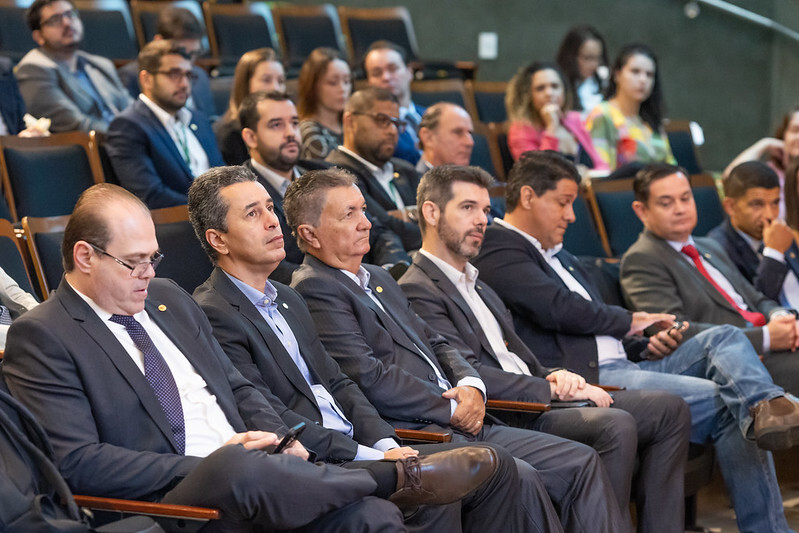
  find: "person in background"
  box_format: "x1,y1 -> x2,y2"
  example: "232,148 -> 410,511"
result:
586,44 -> 675,171
555,25 -> 609,115
0,267 -> 38,350
214,47 -> 286,165
506,61 -> 607,171
0,56 -> 49,137
416,103 -> 475,174
297,47 -> 352,160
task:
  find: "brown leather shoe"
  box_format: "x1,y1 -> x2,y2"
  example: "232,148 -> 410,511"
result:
389,446 -> 497,510
751,395 -> 799,451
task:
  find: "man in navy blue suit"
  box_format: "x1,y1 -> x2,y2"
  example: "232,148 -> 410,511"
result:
106,40 -> 223,208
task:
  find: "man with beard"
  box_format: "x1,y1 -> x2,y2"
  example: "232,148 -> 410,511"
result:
397,164 -> 690,532
326,87 -> 423,252
16,0 -> 132,133
238,91 -> 409,284
105,40 -> 224,209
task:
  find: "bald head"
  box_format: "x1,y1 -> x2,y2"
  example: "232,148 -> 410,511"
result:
419,103 -> 475,167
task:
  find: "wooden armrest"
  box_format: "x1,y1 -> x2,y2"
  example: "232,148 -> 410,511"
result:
73,495 -> 220,520
486,399 -> 550,412
395,428 -> 452,443
596,384 -> 625,392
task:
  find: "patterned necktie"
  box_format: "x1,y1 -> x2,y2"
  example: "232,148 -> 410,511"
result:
681,244 -> 766,326
109,314 -> 186,454
0,305 -> 12,326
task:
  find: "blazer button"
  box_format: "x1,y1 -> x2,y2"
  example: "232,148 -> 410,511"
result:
588,362 -> 597,368
428,373 -> 436,381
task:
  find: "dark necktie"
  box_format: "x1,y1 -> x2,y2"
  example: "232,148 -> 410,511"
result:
681,244 -> 766,326
109,314 -> 186,454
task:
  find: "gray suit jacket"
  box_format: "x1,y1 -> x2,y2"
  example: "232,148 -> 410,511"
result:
3,277 -> 288,500
291,255 -> 482,430
399,254 -> 554,404
16,48 -> 131,133
194,268 -> 397,463
620,230 -> 784,352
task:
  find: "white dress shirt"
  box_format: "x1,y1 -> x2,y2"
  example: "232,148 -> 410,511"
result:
338,146 -> 405,209
139,94 -> 209,178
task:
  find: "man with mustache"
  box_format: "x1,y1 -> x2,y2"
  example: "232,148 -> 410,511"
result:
105,40 -> 224,209
16,0 -> 132,133
238,91 -> 409,284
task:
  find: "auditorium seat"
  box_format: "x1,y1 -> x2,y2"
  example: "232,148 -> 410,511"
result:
22,214 -> 68,299
73,0 -> 138,66
271,4 -> 347,76
203,2 -> 280,74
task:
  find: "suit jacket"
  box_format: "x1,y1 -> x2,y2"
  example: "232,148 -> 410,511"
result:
291,255 -> 482,430
708,218 -> 799,303
105,99 -> 224,209
193,268 -> 397,462
0,56 -> 26,134
2,278 -> 288,500
117,61 -> 215,119
394,101 -> 425,165
325,148 -> 422,251
15,48 -> 132,133
399,254 -> 555,404
243,159 -> 409,285
620,229 -> 784,353
473,223 -> 634,382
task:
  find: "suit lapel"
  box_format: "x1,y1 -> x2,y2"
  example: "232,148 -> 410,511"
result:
692,240 -> 752,311
82,58 -> 122,114
331,150 -> 397,209
137,101 -> 193,179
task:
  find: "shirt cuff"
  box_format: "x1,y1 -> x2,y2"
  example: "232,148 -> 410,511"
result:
762,324 -> 771,353
763,247 -> 786,263
372,438 -> 400,452
355,444 -> 388,461
456,377 -> 487,402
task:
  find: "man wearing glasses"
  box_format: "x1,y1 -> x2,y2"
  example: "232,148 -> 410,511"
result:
326,87 -> 423,252
105,40 -> 224,209
16,0 -> 132,133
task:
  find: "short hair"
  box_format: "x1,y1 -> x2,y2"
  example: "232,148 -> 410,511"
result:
283,168 -> 357,252
416,165 -> 493,233
784,157 -> 799,230
187,166 -> 257,262
363,40 -> 408,71
505,151 -> 581,212
606,44 -> 664,132
226,47 -> 280,120
238,91 -> 292,132
27,0 -> 73,31
156,7 -> 203,40
138,39 -> 191,74
505,61 -> 571,126
724,161 -> 780,199
632,163 -> 688,203
418,103 -> 464,151
62,184 -> 148,272
345,86 -> 398,114
297,47 -> 348,119
555,25 -> 608,112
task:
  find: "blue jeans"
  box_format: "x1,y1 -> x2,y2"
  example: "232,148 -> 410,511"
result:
599,325 -> 792,533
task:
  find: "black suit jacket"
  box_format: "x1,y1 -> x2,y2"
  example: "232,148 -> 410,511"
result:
3,278 -> 288,500
708,218 -> 799,303
399,254 -> 555,404
325,148 -> 422,251
193,268 -> 397,462
0,56 -> 26,134
473,223 -> 634,382
292,255 -> 482,430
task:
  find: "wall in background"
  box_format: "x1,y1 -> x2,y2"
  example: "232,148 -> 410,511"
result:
294,0 -> 798,171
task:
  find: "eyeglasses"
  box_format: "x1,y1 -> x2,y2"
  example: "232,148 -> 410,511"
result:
351,112 -> 407,134
41,8 -> 79,27
152,69 -> 199,83
88,243 -> 164,277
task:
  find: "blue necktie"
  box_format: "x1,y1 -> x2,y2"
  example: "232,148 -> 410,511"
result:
109,314 -> 185,454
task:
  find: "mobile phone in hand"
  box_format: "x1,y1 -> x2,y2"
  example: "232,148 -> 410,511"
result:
273,422 -> 306,454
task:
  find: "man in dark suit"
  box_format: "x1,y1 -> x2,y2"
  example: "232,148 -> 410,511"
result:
473,152 -> 799,533
188,165 -> 537,532
106,40 -> 224,209
285,167 -> 631,533
399,165 -> 691,532
2,182 -> 499,532
116,7 -> 215,119
237,91 -> 409,284
708,161 -> 799,307
326,86 -> 422,252
0,56 -> 28,135
16,0 -> 132,133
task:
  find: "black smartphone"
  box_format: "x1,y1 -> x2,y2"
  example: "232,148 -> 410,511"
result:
668,320 -> 687,333
273,422 -> 306,454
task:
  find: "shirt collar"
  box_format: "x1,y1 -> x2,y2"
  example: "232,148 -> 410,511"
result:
419,249 -> 478,289
733,227 -> 762,253
666,235 -> 696,254
340,265 -> 371,292
494,218 -> 563,260
139,93 -> 190,128
223,270 -> 278,309
249,158 -> 298,198
67,278 -> 147,323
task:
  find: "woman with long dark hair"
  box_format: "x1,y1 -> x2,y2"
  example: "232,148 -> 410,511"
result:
556,25 -> 609,114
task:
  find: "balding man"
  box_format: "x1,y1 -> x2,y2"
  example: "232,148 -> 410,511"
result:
416,103 -> 475,175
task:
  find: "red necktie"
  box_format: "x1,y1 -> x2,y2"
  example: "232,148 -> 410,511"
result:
681,244 -> 766,327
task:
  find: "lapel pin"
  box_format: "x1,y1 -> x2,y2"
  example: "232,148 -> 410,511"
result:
190,123 -> 198,131
704,253 -> 711,259
568,266 -> 574,271
393,172 -> 399,178
158,304 -> 167,312
376,286 -> 383,293
282,302 -> 288,309
791,252 -> 796,259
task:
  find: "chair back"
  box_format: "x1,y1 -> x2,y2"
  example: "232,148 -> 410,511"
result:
73,0 -> 138,64
0,219 -> 36,297
22,215 -> 69,300
563,185 -> 610,258
466,81 -> 507,124
209,75 -> 234,119
338,6 -> 419,63
690,173 -> 724,236
665,120 -> 702,175
410,79 -> 476,117
272,4 -> 346,72
130,0 -> 206,50
585,177 -> 640,257
0,132 -> 105,222
203,2 -> 280,71
150,205 -> 212,294
0,1 -> 36,62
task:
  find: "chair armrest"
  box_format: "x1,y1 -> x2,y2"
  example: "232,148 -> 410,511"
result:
395,429 -> 452,443
486,399 -> 550,412
73,495 -> 220,520
596,384 -> 625,392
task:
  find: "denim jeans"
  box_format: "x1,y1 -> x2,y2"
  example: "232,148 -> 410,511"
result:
599,325 -> 792,533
